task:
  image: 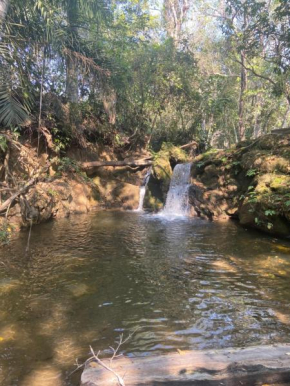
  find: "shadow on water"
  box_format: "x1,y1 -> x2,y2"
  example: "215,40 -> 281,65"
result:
0,211 -> 290,385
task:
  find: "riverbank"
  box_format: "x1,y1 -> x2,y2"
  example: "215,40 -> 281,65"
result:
0,132 -> 149,242
1,132 -> 290,241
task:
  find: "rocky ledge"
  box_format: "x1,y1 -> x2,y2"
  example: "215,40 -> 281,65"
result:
189,134 -> 290,237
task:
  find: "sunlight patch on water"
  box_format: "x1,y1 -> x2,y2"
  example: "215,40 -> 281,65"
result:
21,366 -> 62,386
0,212 -> 290,385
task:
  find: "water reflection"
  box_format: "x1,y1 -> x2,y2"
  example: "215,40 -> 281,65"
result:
0,211 -> 290,385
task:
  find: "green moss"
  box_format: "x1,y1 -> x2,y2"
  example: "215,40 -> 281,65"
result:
269,175 -> 290,193
152,155 -> 172,182
198,148 -> 220,160
159,142 -> 188,163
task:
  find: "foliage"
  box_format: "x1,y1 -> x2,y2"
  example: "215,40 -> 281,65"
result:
0,135 -> 7,152
0,222 -> 13,245
246,169 -> 258,177
0,0 -> 289,149
55,157 -> 81,174
0,68 -> 30,127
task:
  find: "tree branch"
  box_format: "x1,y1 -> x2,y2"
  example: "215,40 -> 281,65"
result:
233,58 -> 276,86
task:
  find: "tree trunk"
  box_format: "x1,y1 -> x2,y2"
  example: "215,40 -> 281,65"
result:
66,54 -> 78,103
66,0 -> 78,103
238,50 -> 247,141
0,0 -> 9,25
81,344 -> 290,386
164,0 -> 189,46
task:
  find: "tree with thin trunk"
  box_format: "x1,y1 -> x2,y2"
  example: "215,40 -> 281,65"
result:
65,0 -> 79,104
237,8 -> 249,141
163,0 -> 190,46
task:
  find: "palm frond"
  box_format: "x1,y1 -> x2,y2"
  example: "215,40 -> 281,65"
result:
63,47 -> 110,77
0,68 -> 30,127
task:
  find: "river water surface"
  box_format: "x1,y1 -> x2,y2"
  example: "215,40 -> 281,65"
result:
1,211 -> 290,385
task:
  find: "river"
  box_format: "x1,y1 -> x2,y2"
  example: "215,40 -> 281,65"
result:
0,211 -> 290,385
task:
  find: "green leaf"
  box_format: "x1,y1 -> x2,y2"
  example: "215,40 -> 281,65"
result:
0,68 -> 30,127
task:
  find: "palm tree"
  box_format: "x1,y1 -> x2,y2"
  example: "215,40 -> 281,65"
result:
0,0 -> 111,127
62,0 -> 110,103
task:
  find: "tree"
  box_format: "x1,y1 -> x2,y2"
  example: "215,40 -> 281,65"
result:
163,0 -> 190,46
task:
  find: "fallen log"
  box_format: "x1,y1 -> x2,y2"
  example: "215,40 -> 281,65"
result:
81,158 -> 153,170
81,344 -> 290,386
271,128 -> 290,135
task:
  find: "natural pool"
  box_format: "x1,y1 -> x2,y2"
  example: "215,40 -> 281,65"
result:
0,211 -> 290,385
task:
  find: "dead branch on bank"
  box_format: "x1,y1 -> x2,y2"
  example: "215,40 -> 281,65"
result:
0,177 -> 38,213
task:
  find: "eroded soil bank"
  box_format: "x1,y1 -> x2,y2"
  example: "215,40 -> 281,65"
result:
0,134 -> 150,240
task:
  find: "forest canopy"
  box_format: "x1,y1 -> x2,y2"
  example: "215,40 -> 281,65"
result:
0,0 -> 290,150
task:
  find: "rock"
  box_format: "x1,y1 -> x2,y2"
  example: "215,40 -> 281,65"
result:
189,134 -> 290,237
4,176 -> 99,229
143,148 -> 172,211
200,164 -> 219,189
93,177 -> 140,210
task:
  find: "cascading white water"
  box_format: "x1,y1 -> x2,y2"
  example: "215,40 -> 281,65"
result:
137,186 -> 146,212
162,163 -> 192,216
136,168 -> 151,212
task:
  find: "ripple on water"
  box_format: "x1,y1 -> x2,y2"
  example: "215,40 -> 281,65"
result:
0,212 -> 290,385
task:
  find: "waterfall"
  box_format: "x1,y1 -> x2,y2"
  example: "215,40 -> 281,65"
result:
136,168 -> 151,212
162,163 -> 192,217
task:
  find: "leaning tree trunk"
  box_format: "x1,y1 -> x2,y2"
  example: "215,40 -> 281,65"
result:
0,0 -> 9,25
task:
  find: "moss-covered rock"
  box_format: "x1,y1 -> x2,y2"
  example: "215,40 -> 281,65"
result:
161,143 -> 189,164
189,134 -> 290,237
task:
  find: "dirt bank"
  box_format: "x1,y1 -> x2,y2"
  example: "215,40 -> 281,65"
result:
0,134 -> 149,242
